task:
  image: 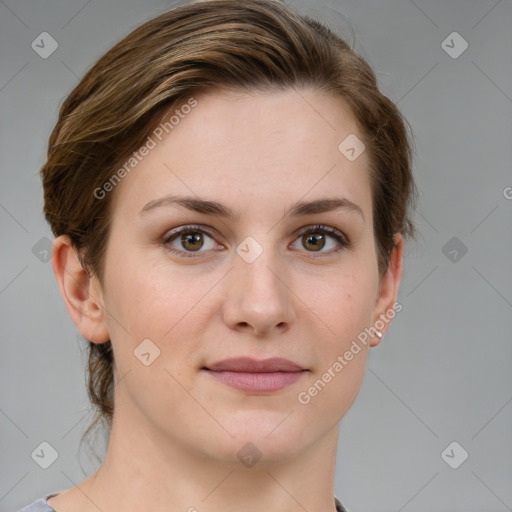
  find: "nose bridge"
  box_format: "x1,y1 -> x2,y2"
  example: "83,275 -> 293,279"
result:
222,236 -> 294,333
241,247 -> 281,293
236,239 -> 287,302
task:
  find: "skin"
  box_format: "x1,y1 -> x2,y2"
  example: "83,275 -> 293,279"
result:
49,87 -> 403,512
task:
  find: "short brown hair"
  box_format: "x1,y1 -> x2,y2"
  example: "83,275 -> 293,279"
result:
40,0 -> 417,449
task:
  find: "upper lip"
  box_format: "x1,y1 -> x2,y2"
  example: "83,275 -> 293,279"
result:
204,357 -> 305,372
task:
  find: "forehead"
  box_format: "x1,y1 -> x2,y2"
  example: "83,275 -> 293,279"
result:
109,87 -> 372,221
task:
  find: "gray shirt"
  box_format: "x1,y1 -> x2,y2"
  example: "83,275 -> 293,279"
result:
18,495 -> 57,512
19,493 -> 348,511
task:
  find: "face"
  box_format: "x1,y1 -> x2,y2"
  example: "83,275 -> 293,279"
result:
94,88 -> 398,465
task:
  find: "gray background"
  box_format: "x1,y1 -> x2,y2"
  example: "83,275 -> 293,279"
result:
1,0 -> 511,511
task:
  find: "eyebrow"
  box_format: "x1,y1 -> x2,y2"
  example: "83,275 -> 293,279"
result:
138,195 -> 364,222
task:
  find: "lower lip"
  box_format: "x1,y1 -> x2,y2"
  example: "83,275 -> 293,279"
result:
204,370 -> 306,393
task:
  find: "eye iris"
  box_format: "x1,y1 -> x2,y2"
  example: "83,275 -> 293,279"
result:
181,232 -> 203,251
303,232 -> 325,251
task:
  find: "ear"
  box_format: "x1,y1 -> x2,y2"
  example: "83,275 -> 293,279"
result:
51,235 -> 110,344
370,233 -> 404,347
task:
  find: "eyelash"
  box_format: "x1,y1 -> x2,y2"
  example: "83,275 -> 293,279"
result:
161,224 -> 351,259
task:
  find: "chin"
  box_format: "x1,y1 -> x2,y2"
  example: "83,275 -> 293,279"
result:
204,413 -> 312,466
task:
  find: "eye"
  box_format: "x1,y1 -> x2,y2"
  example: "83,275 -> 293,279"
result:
290,225 -> 350,254
162,223 -> 351,258
162,225 -> 220,258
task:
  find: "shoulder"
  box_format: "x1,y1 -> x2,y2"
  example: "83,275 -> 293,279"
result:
18,495 -> 56,512
20,494 -> 347,512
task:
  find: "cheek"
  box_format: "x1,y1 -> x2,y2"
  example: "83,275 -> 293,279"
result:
297,347 -> 369,415
294,279 -> 375,421
303,263 -> 378,340
101,256 -> 222,395
295,263 -> 377,405
101,262 -> 208,411
103,246 -> 209,337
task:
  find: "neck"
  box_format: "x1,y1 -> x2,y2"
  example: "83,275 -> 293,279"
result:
59,404 -> 340,512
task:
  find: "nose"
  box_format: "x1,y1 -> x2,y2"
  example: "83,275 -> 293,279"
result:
221,247 -> 296,337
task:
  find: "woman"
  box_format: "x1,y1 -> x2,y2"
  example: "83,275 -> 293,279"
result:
20,0 -> 416,510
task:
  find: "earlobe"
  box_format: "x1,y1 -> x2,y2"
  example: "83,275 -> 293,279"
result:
370,233 -> 404,347
51,235 -> 110,344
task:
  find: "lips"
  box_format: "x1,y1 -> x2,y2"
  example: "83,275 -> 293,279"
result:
204,357 -> 305,373
203,357 -> 307,393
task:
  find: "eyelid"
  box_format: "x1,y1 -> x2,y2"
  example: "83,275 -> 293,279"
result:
293,224 -> 350,245
162,224 -> 216,241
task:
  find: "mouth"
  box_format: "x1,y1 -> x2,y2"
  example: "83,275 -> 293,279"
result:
202,357 -> 308,393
